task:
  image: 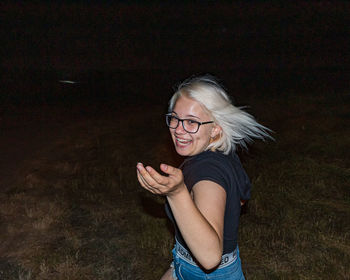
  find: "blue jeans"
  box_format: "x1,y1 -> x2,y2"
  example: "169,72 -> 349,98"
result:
171,242 -> 245,280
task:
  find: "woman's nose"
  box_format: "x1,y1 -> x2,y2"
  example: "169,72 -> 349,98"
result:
175,120 -> 186,134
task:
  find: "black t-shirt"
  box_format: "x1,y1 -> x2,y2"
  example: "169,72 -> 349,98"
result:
165,150 -> 251,254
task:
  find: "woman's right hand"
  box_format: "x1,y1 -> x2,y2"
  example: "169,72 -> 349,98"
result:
136,162 -> 186,197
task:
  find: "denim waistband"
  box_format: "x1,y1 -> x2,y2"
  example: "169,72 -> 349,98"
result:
174,239 -> 238,269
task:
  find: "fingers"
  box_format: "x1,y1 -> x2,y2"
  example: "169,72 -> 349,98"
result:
137,170 -> 160,194
145,165 -> 169,185
136,169 -> 147,188
160,163 -> 172,174
160,163 -> 183,186
160,163 -> 181,178
138,163 -> 169,185
136,163 -> 165,194
136,163 -> 156,187
136,162 -> 184,196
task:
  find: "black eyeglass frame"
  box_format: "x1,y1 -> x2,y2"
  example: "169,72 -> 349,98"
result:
165,113 -> 214,134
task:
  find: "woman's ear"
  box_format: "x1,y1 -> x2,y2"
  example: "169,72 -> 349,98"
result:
211,124 -> 222,139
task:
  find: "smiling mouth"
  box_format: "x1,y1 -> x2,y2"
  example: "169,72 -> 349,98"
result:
175,137 -> 192,146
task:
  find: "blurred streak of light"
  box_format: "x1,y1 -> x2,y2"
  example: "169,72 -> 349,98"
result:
59,80 -> 78,84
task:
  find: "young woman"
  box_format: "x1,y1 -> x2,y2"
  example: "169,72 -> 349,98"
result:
136,75 -> 271,279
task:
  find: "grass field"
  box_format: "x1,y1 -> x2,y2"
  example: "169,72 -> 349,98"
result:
0,90 -> 349,279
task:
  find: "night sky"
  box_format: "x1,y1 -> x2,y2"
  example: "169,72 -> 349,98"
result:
2,1 -> 349,105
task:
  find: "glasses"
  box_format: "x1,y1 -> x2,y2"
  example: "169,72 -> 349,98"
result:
165,113 -> 214,134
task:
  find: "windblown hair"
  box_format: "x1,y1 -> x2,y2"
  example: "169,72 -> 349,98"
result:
168,74 -> 272,154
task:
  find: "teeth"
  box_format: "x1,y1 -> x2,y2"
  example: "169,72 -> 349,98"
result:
177,138 -> 190,143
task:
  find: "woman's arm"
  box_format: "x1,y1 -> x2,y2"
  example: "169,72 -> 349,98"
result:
167,180 -> 226,269
136,163 -> 226,270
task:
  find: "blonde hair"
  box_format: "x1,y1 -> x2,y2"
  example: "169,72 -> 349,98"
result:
168,74 -> 272,154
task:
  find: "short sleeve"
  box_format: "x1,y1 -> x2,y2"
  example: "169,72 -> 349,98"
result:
182,154 -> 231,194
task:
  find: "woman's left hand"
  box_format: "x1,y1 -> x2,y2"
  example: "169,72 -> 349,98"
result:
136,162 -> 185,196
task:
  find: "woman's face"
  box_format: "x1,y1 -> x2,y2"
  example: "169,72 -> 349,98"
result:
169,95 -> 221,157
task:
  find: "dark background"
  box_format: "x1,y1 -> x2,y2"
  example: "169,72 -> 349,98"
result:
0,3 -> 349,279
1,1 -> 349,107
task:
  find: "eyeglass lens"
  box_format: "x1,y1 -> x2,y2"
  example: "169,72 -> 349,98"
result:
166,115 -> 199,133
